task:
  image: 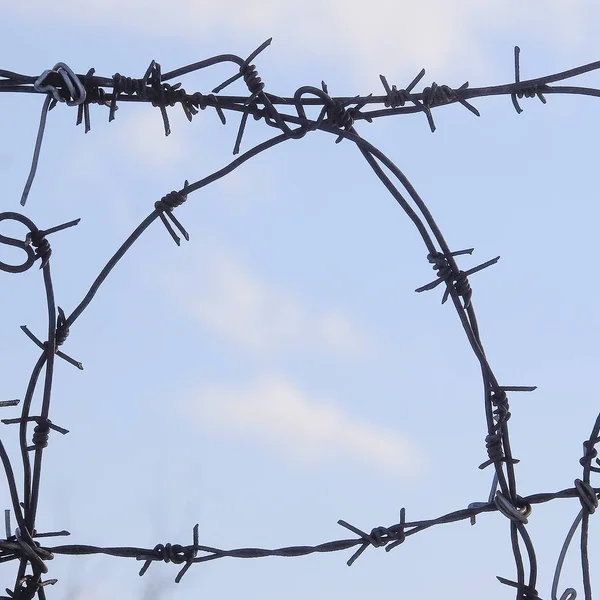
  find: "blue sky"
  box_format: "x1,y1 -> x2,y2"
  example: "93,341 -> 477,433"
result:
0,1 -> 599,598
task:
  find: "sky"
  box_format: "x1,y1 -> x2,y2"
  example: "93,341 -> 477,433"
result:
0,1 -> 599,598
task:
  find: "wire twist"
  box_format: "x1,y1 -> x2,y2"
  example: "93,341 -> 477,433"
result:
3,574 -> 57,600
137,524 -> 199,583
338,508 -> 407,566
154,181 -> 190,246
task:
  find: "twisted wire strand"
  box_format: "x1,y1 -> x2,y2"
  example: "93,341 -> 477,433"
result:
1,484 -> 589,582
6,43 -> 600,208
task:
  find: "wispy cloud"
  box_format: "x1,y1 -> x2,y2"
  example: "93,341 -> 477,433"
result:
114,109 -> 190,168
3,0 -> 596,84
164,243 -> 374,359
184,374 -> 420,472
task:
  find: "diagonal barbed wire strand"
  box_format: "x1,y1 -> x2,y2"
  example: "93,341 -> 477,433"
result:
1,40 -> 600,599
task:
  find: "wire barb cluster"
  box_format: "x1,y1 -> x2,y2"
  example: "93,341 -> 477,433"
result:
1,40 -> 600,599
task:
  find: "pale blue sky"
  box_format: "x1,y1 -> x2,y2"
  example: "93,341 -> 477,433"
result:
0,1 -> 599,599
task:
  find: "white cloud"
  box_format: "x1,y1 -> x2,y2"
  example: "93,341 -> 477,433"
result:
164,243 -> 374,359
185,374 -> 420,472
115,109 -> 190,168
2,0 -> 597,85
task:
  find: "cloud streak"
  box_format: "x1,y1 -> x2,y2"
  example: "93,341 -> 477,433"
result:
164,243 -> 374,359
2,0 -> 596,86
185,374 -> 419,472
115,110 -> 190,168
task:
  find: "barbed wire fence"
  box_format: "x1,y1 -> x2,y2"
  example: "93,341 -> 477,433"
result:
0,38 -> 599,600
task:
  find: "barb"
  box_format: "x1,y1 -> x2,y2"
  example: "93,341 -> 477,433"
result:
421,81 -> 480,132
380,69 -> 426,108
338,507 -> 407,565
512,46 -> 548,114
137,524 -> 199,583
154,181 -> 190,245
2,574 -> 57,600
414,249 -> 499,307
211,38 -> 273,154
2,39 -> 600,599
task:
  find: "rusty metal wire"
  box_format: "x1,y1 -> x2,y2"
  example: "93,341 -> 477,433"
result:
1,40 -> 600,599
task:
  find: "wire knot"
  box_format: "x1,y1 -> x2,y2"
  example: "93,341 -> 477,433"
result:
453,270 -> 472,302
420,82 -> 454,132
380,70 -> 426,109
154,181 -> 190,246
491,389 -> 511,429
415,249 -> 499,307
241,63 -> 264,96
574,479 -> 599,514
513,85 -> 548,114
4,574 -> 57,600
21,218 -> 80,269
338,508 -> 406,566
109,65 -> 151,123
28,417 -> 68,451
146,61 -> 187,136
516,86 -> 544,100
414,251 -> 457,304
184,92 -> 227,125
208,39 -> 273,154
14,527 -> 54,574
479,433 -> 505,469
429,251 -> 453,277
155,189 -> 187,211
112,73 -> 146,97
150,82 -> 188,110
138,524 -> 199,583
422,82 -> 456,107
81,70 -> 109,108
382,83 -> 412,108
152,542 -> 195,564
494,492 -> 531,524
319,82 -> 371,143
186,91 -> 211,111
368,526 -> 395,548
31,418 -> 51,450
34,63 -> 86,107
110,69 -> 150,124
55,307 -> 69,347
580,437 -> 600,472
76,68 -> 109,133
381,69 -> 481,134
326,99 -> 354,130
25,230 -> 51,269
511,46 -> 548,114
2,413 -> 69,449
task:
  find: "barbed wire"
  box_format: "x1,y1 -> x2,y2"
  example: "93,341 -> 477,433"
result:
0,39 -> 599,599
